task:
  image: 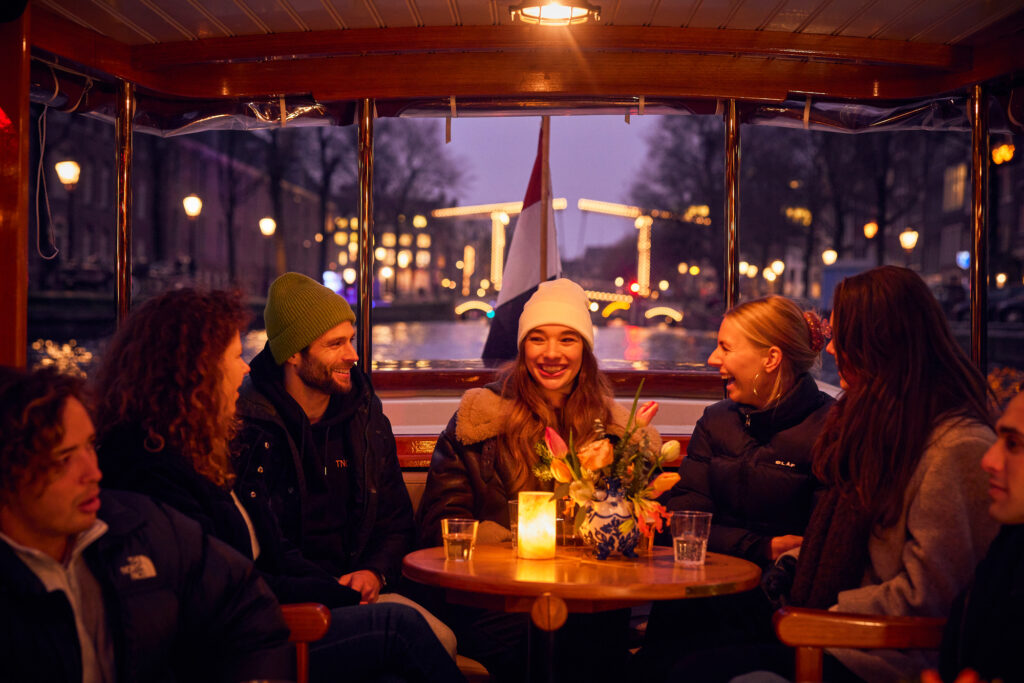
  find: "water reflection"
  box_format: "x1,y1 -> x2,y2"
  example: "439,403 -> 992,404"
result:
30,321 -> 730,377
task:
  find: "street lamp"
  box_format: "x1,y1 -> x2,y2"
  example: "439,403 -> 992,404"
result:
182,194 -> 202,277
55,160 -> 81,262
821,249 -> 838,266
259,217 -> 276,289
55,160 -> 81,190
863,221 -> 878,240
899,228 -> 919,266
770,260 -> 785,275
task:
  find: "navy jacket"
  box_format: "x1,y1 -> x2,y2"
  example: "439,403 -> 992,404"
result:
234,345 -> 414,587
664,373 -> 833,566
99,426 -> 360,608
0,490 -> 290,683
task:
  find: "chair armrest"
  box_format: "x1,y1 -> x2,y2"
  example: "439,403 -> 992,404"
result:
280,603 -> 331,683
281,602 -> 331,642
773,606 -> 946,650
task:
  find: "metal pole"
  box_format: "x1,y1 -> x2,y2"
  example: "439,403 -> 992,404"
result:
357,98 -> 374,377
115,79 -> 135,325
724,100 -> 741,311
539,116 -> 550,281
968,84 -> 989,372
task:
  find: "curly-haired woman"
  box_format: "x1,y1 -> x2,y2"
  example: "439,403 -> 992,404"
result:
94,288 -> 464,683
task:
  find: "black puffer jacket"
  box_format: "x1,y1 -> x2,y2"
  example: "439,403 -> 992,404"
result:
234,345 -> 414,587
99,425 -> 360,608
664,373 -> 833,566
0,490 -> 290,683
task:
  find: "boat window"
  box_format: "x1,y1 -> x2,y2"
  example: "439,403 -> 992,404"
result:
25,107 -> 1023,400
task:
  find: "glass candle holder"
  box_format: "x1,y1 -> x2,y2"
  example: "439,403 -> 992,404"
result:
517,491 -> 556,559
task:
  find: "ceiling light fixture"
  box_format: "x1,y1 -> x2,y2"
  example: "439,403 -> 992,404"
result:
510,1 -> 600,25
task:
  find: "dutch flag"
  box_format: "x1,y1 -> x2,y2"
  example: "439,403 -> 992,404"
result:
481,125 -> 562,363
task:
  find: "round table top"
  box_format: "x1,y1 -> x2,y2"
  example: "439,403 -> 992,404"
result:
403,544 -> 761,610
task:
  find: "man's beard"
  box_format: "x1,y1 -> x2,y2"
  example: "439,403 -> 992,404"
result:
297,353 -> 353,395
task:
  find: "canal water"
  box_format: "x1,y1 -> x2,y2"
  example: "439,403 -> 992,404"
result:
31,318 -> 848,384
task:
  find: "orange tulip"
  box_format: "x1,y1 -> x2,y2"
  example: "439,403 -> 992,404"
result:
649,472 -> 680,496
577,439 -> 614,471
550,458 -> 573,483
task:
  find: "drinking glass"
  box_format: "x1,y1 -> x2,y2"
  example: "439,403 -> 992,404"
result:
507,500 -> 518,548
441,518 -> 479,561
671,511 -> 712,567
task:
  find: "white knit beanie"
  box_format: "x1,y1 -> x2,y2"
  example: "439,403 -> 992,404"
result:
517,278 -> 594,349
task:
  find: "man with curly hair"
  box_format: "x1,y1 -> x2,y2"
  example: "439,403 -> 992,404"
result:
0,366 -> 291,683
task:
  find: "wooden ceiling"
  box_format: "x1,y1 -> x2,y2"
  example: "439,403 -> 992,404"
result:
28,0 -> 1024,104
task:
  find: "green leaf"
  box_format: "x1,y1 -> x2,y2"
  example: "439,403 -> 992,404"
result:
551,482 -> 570,501
574,505 -> 588,533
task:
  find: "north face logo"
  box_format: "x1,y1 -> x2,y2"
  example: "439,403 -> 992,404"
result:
119,555 -> 157,580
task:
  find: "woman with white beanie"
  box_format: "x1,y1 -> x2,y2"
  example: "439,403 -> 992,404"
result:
413,278 -> 659,682
416,277 -> 659,546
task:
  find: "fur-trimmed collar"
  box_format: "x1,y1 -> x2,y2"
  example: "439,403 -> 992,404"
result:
453,387 -> 660,451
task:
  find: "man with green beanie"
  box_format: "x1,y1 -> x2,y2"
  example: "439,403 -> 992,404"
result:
234,273 -> 415,604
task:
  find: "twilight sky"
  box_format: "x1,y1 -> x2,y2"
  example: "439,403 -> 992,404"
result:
442,115 -> 662,260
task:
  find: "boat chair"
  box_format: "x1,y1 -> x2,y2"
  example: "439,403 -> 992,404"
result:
773,607 -> 946,683
280,603 -> 331,683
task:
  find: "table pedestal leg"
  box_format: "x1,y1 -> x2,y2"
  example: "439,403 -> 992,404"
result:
529,593 -> 568,683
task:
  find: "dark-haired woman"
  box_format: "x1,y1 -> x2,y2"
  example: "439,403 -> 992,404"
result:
94,288 -> 464,683
786,266 -> 999,681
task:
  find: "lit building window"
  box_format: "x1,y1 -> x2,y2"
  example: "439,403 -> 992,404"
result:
943,163 -> 966,212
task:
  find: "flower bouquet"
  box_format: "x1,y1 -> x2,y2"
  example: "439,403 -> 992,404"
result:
533,381 -> 681,559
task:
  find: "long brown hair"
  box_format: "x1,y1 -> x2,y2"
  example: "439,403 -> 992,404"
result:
814,266 -> 991,527
94,289 -> 249,489
498,342 -> 613,491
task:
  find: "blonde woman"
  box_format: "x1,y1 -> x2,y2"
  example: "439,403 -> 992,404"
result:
639,296 -> 834,679
665,294 -> 834,566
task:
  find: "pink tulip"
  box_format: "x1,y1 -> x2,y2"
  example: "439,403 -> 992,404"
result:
649,472 -> 680,496
636,401 -> 659,428
577,439 -> 614,471
545,427 -> 568,459
550,458 -> 573,483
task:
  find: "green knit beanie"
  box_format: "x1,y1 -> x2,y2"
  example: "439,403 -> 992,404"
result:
265,273 -> 355,364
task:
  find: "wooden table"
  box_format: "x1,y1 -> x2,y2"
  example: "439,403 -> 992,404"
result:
403,544 -> 761,616
405,544 -> 760,681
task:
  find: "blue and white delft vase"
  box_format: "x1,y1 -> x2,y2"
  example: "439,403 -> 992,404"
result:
579,479 -> 641,560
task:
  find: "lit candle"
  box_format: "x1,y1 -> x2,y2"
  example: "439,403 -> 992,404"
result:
517,491 -> 556,559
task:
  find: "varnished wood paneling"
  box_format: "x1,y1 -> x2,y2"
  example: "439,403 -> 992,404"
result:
373,368 -> 723,399
120,23 -> 968,71
134,52 -> 945,102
